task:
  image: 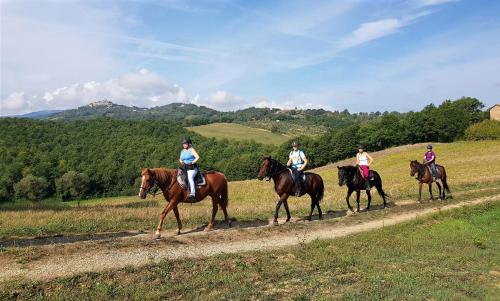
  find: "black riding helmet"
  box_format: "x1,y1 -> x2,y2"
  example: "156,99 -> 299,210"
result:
182,137 -> 192,145
358,144 -> 365,150
427,144 -> 433,149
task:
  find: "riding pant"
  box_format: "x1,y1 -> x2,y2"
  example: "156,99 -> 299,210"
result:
360,165 -> 369,178
429,162 -> 438,179
187,169 -> 197,196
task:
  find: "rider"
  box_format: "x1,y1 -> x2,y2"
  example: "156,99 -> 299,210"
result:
287,141 -> 308,196
356,144 -> 374,190
424,144 -> 438,181
179,137 -> 200,200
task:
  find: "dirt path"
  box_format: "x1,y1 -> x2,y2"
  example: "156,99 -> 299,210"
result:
1,194 -> 499,283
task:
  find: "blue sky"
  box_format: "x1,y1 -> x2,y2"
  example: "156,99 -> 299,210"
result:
1,0 -> 499,115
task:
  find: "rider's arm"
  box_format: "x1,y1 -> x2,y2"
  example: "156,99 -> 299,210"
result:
367,153 -> 374,166
179,152 -> 184,165
287,155 -> 292,166
191,148 -> 200,164
299,155 -> 308,171
355,153 -> 360,165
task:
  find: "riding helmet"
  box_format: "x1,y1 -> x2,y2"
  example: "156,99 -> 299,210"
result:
358,144 -> 365,150
291,141 -> 299,147
427,144 -> 433,149
182,137 -> 192,145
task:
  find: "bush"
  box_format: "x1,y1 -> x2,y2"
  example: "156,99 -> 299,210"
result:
57,171 -> 90,201
14,175 -> 49,201
464,120 -> 500,140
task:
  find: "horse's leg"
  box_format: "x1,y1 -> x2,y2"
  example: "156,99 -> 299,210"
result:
219,199 -> 231,227
307,194 -> 315,221
366,190 -> 372,211
428,183 -> 434,201
155,200 -> 177,239
273,196 -> 283,225
172,206 -> 182,235
435,182 -> 443,200
356,190 -> 361,213
316,198 -> 323,220
418,182 -> 423,202
346,188 -> 354,212
283,200 -> 291,222
205,198 -> 219,231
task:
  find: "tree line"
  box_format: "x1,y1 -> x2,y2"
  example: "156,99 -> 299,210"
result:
0,97 -> 487,202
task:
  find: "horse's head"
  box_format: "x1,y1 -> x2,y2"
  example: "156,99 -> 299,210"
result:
337,166 -> 348,186
409,160 -> 419,177
138,168 -> 156,199
257,156 -> 272,180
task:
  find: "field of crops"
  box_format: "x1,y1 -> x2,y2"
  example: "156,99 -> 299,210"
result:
186,122 -> 290,145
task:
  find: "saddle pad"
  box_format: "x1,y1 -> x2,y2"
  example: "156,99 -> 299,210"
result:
176,169 -> 207,190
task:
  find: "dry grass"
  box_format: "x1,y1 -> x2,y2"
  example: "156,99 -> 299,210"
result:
1,140 -> 499,238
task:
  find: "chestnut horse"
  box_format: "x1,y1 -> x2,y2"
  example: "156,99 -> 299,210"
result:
138,168 -> 230,239
410,160 -> 451,201
257,156 -> 324,224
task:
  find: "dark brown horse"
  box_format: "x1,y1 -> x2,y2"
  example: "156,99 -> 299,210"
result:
257,157 -> 324,224
337,165 -> 389,212
410,160 -> 451,201
139,168 -> 230,239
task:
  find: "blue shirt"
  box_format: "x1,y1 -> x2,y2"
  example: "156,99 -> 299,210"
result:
180,148 -> 196,164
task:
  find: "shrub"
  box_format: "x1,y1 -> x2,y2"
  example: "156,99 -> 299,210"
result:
57,171 -> 90,201
14,175 -> 49,201
464,120 -> 500,140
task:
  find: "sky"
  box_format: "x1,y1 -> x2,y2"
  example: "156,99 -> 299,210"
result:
1,0 -> 499,115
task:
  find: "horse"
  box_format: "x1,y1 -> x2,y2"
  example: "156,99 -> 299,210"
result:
337,165 -> 389,212
138,168 -> 230,239
257,156 -> 324,225
409,160 -> 451,201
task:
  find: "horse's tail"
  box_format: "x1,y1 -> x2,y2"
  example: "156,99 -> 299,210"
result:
316,175 -> 324,203
373,171 -> 390,201
440,166 -> 451,194
219,174 -> 229,208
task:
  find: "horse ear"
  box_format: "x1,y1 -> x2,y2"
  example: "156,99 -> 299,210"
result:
146,168 -> 151,173
337,166 -> 340,169
268,156 -> 271,160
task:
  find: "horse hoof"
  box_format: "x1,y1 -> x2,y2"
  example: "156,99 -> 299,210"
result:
176,229 -> 181,235
365,207 -> 370,211
204,225 -> 214,232
272,220 -> 279,226
318,215 -> 323,220
153,233 -> 161,240
285,218 -> 291,223
227,221 -> 232,228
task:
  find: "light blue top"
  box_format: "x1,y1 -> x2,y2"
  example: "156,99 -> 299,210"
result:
180,148 -> 196,164
289,150 -> 306,169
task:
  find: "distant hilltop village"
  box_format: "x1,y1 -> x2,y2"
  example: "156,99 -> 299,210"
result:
87,100 -> 114,108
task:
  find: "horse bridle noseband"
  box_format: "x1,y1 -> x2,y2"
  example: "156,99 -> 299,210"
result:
140,177 -> 159,197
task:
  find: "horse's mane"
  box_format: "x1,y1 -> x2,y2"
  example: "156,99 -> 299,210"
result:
149,168 -> 175,186
269,158 -> 288,171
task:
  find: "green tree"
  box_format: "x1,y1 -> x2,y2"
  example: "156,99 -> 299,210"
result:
57,171 -> 90,201
14,175 -> 49,201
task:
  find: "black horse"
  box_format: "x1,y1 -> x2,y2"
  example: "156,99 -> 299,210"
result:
258,157 -> 325,224
337,165 -> 389,212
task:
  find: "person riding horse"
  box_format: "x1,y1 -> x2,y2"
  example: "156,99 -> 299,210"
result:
287,141 -> 308,196
355,144 -> 374,190
179,137 -> 200,201
424,144 -> 438,181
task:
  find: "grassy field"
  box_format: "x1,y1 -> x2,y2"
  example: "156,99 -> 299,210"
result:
2,200 -> 498,300
186,122 -> 290,145
1,140 -> 500,239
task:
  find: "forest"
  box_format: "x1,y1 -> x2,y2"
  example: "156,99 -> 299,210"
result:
0,97 -> 489,202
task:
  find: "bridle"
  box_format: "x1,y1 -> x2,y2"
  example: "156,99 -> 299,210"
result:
140,176 -> 159,197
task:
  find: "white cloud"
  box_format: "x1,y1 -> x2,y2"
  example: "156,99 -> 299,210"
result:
340,18 -> 402,49
0,69 -> 189,115
417,0 -> 459,7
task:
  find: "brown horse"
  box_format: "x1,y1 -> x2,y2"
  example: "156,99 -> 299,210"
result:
138,168 -> 230,239
410,160 -> 451,201
257,156 -> 324,224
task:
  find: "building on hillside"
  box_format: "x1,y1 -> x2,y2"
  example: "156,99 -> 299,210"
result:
489,104 -> 500,121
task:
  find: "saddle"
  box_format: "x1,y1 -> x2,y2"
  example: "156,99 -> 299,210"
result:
288,169 -> 307,181
176,168 -> 207,191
